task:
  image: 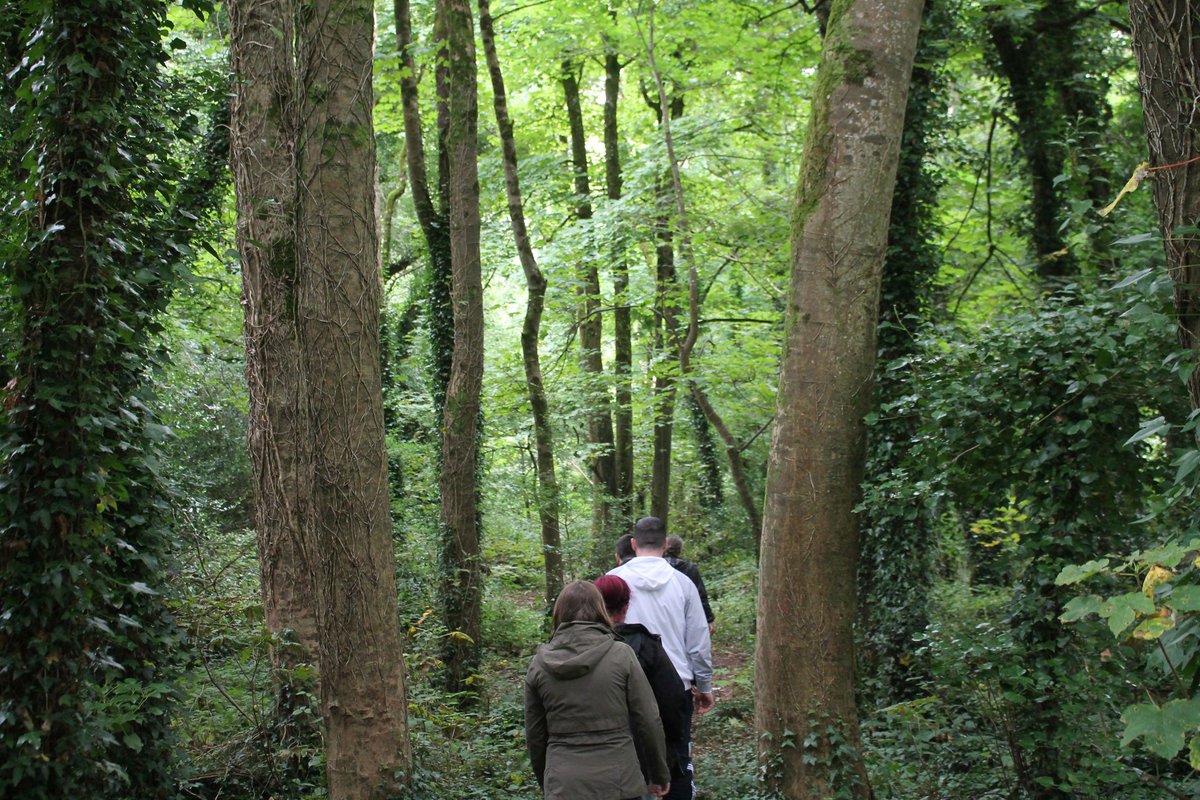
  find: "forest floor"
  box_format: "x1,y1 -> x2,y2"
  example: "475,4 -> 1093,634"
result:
691,638 -> 760,796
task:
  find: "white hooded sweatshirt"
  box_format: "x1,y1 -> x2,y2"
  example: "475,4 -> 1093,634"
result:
607,556 -> 713,693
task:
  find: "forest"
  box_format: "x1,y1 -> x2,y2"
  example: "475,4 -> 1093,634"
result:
2,0 -> 1200,798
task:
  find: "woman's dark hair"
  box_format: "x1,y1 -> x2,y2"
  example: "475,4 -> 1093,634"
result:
615,533 -> 636,562
593,575 -> 631,618
551,580 -> 613,631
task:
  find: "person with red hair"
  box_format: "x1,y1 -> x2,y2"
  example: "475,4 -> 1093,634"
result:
593,575 -> 690,795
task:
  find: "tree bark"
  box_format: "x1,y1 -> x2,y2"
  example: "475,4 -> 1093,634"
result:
478,0 -> 563,608
438,0 -> 485,694
562,58 -> 618,565
1127,0 -> 1200,409
395,0 -> 453,413
232,0 -> 412,794
644,85 -> 684,525
229,0 -> 320,745
296,1 -> 411,793
396,0 -> 482,693
604,30 -> 635,528
649,171 -> 681,523
755,1 -> 923,798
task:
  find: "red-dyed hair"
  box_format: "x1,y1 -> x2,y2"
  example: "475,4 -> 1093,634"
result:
593,574 -> 631,618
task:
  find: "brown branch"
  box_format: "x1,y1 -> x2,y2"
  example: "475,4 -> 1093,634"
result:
492,0 -> 557,21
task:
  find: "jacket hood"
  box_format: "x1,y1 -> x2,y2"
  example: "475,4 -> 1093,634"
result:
616,556 -> 677,592
536,621 -> 618,680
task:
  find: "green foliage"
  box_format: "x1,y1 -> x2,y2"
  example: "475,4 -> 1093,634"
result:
394,610 -> 540,799
0,0 -> 1176,797
857,264 -> 1185,792
892,583 -> 1172,798
170,516 -> 328,799
1058,539 -> 1200,771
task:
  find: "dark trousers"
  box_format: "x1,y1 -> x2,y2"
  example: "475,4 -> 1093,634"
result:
664,692 -> 694,800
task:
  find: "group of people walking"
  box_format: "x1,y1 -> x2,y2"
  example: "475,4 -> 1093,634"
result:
524,517 -> 715,799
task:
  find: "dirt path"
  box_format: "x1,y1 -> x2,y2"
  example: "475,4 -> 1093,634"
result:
690,637 -> 756,796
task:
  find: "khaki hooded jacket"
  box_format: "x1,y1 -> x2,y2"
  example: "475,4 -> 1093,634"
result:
525,620 -> 670,799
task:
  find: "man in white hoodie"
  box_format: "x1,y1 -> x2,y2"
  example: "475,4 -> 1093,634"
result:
608,516 -> 714,800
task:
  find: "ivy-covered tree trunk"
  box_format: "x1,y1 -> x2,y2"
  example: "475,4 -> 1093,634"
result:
395,0 -> 454,416
650,173 -> 681,523
478,0 -> 563,608
232,0 -> 412,794
985,0 -> 1113,281
1127,0 -> 1200,410
856,0 -> 950,704
688,393 -> 724,511
755,1 -> 923,797
0,1 -> 186,795
438,0 -> 485,694
396,0 -> 482,694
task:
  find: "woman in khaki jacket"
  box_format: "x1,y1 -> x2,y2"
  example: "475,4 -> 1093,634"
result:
525,581 -> 671,799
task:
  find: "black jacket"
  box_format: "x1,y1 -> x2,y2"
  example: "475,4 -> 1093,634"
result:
666,556 -> 715,624
614,622 -> 689,779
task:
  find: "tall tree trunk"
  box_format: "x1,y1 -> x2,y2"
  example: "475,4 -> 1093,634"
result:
642,19 -> 764,540
478,0 -> 563,608
438,0 -> 485,693
296,0 -> 411,793
1,1 -> 185,793
985,0 -> 1113,281
755,1 -> 923,798
562,59 -> 618,565
856,0 -> 949,705
232,0 -> 412,795
649,170 -> 681,523
230,0 -> 316,668
229,0 -> 322,768
605,30 -> 635,528
1127,0 -> 1200,410
396,0 -> 482,692
395,0 -> 453,414
645,88 -> 684,525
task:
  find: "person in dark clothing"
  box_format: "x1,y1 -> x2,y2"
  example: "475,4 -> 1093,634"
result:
594,574 -> 689,793
525,581 -> 670,799
615,532 -> 636,565
665,534 -> 715,634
